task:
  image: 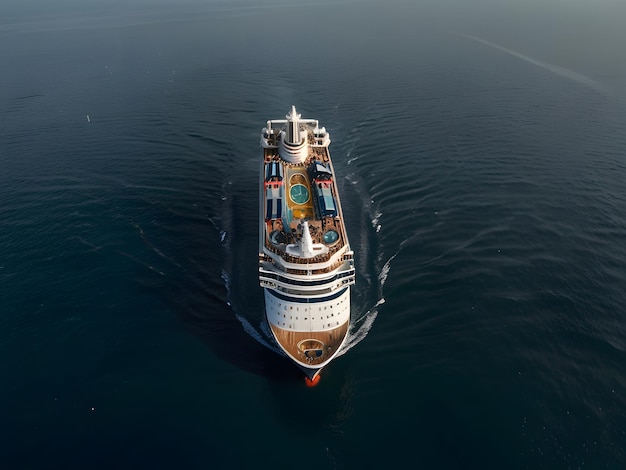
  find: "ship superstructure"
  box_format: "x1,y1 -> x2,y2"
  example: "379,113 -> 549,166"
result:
259,106 -> 355,380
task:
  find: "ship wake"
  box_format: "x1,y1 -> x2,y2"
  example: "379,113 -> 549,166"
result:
216,115 -> 397,371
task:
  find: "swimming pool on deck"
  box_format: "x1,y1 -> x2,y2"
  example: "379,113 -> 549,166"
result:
285,167 -> 314,225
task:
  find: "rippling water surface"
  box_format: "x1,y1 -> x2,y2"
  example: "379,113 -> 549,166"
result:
2,1 -> 626,468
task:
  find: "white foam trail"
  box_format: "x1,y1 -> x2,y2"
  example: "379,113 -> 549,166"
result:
379,252 -> 398,287
337,307 -> 380,357
372,210 -> 383,233
220,269 -> 231,306
235,314 -> 280,353
344,173 -> 358,186
346,136 -> 359,161
455,32 -> 608,95
371,211 -> 382,228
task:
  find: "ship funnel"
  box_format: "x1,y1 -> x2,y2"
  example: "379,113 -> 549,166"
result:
285,105 -> 301,145
300,220 -> 315,258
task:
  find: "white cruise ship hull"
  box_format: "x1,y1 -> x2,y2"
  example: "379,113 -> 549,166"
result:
258,107 -> 355,380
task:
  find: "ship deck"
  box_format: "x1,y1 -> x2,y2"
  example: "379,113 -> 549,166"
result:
269,321 -> 350,367
262,147 -> 349,267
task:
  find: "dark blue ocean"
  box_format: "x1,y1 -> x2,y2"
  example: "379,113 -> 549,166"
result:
2,1 -> 626,468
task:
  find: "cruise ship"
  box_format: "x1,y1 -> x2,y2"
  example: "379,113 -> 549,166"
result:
258,106 -> 355,384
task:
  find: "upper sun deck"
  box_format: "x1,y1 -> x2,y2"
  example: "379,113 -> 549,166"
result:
259,107 -> 351,271
261,149 -> 350,269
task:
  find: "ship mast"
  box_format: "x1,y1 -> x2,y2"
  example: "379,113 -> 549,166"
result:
285,105 -> 301,145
